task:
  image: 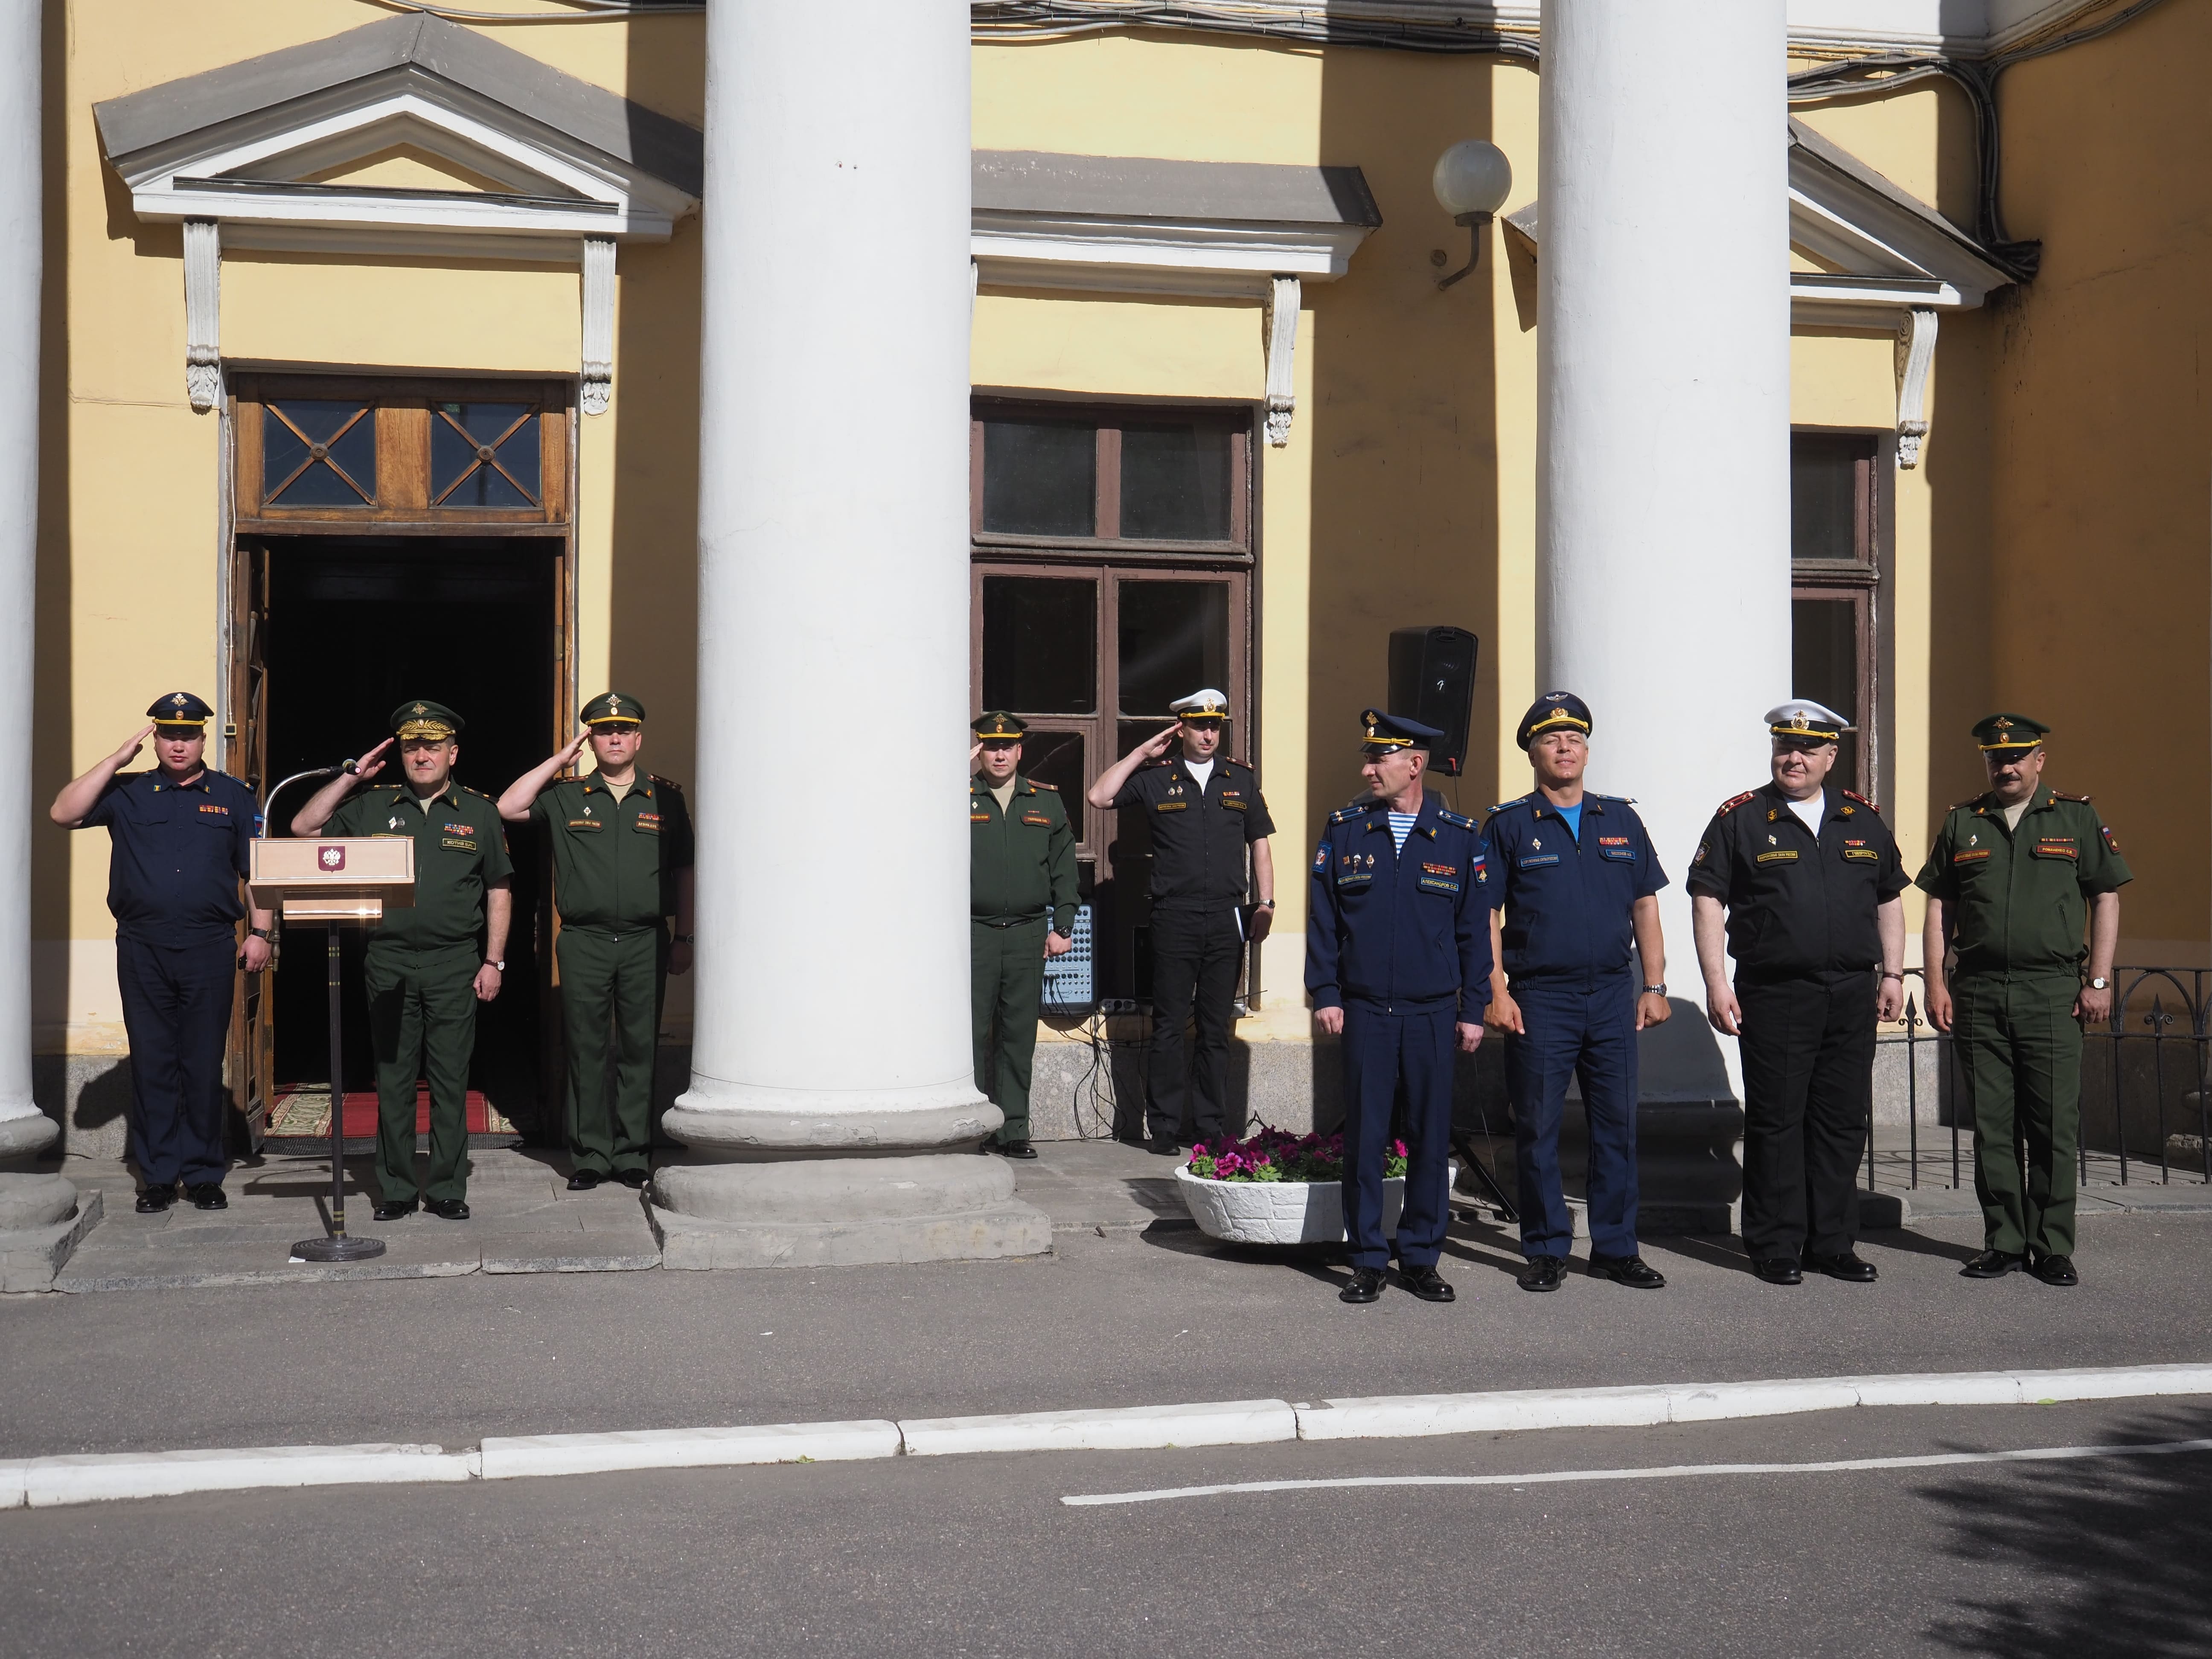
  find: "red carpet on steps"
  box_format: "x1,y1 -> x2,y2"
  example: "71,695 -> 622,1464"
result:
268,1086 -> 501,1137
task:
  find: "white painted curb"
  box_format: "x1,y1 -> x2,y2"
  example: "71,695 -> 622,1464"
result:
21,1443 -> 473,1508
480,1420 -> 900,1480
901,1399 -> 1297,1457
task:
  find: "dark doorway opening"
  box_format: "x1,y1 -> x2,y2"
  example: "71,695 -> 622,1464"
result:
258,536 -> 562,1138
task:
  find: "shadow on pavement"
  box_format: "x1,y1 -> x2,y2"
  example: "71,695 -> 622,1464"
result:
1921,1405 -> 2212,1657
1863,1225 -> 1985,1266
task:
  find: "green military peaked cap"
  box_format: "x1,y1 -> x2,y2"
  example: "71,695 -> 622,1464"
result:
1973,712 -> 2048,753
582,691 -> 645,727
391,699 -> 463,740
972,710 -> 1027,739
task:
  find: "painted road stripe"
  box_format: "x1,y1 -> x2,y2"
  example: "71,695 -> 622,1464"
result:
4,1362 -> 2209,1508
1059,1437 -> 2212,1507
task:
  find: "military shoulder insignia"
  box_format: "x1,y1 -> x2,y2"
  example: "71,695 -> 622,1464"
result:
1713,790 -> 1756,817
1486,795 -> 1528,815
1842,788 -> 1880,811
1029,779 -> 1058,791
1327,802 -> 1368,824
1437,807 -> 1476,831
2053,791 -> 2092,803
1951,797 -> 1984,812
1596,793 -> 1637,805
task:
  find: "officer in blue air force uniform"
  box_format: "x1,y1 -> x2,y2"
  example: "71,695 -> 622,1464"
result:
49,693 -> 274,1213
1307,710 -> 1492,1307
1482,692 -> 1673,1293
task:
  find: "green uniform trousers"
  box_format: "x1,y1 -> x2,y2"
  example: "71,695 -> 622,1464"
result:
972,917 -> 1048,1144
363,939 -> 479,1207
1953,972 -> 2082,1258
558,923 -> 665,1176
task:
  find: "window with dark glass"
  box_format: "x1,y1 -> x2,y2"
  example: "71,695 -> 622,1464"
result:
265,401 -> 376,507
433,404 -> 542,509
972,401 -> 1249,549
1790,431 -> 1880,794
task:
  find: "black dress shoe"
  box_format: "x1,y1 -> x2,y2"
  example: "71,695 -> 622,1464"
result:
135,1183 -> 175,1214
566,1170 -> 605,1191
990,1140 -> 1039,1160
613,1169 -> 650,1189
1147,1138 -> 1182,1157
1752,1256 -> 1803,1286
1339,1266 -> 1385,1304
425,1198 -> 470,1221
1960,1248 -> 2024,1279
1398,1264 -> 1455,1303
2029,1253 -> 2078,1286
184,1183 -> 227,1211
1587,1252 -> 1667,1289
1805,1250 -> 1877,1283
372,1200 -> 417,1221
1518,1255 -> 1566,1293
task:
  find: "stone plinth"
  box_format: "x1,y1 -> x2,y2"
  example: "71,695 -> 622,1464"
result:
0,1172 -> 100,1291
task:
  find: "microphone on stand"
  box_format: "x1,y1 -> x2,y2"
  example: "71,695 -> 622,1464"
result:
259,760 -> 358,839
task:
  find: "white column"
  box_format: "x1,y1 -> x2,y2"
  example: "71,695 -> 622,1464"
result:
1537,0 -> 1790,1058
0,0 -> 47,1165
663,0 -> 1039,1268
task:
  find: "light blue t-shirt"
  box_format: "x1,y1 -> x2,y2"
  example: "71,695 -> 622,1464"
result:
1554,799 -> 1583,842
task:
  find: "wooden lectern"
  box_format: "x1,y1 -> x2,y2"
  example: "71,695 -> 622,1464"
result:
249,838 -> 416,1263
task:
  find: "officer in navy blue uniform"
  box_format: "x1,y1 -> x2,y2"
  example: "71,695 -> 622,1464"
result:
1481,692 -> 1672,1293
1307,710 -> 1491,1306
50,694 -> 273,1213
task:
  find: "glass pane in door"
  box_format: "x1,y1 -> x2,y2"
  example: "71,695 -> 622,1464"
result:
1792,595 -> 1862,787
1118,580 -> 1228,716
982,576 -> 1097,713
1120,422 -> 1232,540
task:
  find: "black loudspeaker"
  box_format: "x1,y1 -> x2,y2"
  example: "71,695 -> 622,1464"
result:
1387,626 -> 1480,777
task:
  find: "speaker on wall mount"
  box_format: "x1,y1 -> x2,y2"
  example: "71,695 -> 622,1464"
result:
1387,626 -> 1479,777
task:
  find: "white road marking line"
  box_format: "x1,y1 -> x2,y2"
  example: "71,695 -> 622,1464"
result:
1058,1437 -> 2212,1506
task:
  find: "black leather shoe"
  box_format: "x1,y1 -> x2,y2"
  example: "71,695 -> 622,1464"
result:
1147,1138 -> 1182,1157
1339,1266 -> 1385,1304
184,1183 -> 227,1211
1806,1250 -> 1877,1283
1398,1264 -> 1455,1302
990,1140 -> 1039,1160
1752,1256 -> 1803,1286
1518,1255 -> 1566,1292
2029,1253 -> 2078,1286
135,1183 -> 175,1214
1960,1248 -> 2024,1279
425,1198 -> 470,1221
372,1200 -> 417,1221
1587,1252 -> 1667,1289
566,1170 -> 605,1191
614,1169 -> 650,1189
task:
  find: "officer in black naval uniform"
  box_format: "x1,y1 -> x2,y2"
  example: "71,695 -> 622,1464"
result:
1688,701 -> 1908,1286
1088,689 -> 1277,1155
50,693 -> 274,1212
1307,710 -> 1491,1305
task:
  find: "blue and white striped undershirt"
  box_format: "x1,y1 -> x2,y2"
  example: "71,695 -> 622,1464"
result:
1387,810 -> 1418,852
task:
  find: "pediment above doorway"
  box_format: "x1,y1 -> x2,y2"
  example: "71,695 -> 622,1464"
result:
96,14 -> 704,413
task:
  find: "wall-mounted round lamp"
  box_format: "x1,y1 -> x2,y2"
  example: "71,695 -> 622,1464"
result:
1431,139 -> 1512,290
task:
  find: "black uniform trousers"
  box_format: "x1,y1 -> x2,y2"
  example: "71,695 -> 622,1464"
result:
1736,969 -> 1877,1259
1339,999 -> 1455,1270
115,934 -> 235,1190
1147,905 -> 1243,1145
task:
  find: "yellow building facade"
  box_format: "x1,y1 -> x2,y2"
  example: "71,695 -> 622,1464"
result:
33,0 -> 2209,1147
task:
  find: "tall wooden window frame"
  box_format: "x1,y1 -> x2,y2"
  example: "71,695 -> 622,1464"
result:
1789,428 -> 1883,800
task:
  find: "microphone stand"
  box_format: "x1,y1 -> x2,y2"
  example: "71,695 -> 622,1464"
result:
262,763 -> 385,1263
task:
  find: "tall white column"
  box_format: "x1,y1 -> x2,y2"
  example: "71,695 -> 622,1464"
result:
0,0 -> 48,1165
1537,0 -> 1790,1066
658,0 -> 1045,1263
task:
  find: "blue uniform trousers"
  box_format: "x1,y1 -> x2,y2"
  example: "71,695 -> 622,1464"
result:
1339,999 -> 1455,1270
1506,970 -> 1640,1259
115,934 -> 235,1189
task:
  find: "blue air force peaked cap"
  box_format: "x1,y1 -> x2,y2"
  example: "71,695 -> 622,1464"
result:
1360,708 -> 1444,754
147,692 -> 212,731
1516,691 -> 1592,750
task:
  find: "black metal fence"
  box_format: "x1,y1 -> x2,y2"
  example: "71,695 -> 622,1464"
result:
1872,965 -> 2212,1190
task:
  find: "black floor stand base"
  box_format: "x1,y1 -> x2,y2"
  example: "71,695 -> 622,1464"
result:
291,1234 -> 386,1262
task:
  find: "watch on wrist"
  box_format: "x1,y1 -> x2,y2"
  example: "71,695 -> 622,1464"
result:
672,933 -> 694,944
1642,982 -> 1667,997
486,960 -> 505,972
1257,900 -> 1276,910
1880,971 -> 1904,982
2088,976 -> 2110,990
247,927 -> 271,941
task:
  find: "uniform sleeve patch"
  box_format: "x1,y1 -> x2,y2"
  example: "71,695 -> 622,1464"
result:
1313,842 -> 1329,872
2102,824 -> 2121,851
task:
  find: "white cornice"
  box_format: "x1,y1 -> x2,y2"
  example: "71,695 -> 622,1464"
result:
972,211 -> 1374,298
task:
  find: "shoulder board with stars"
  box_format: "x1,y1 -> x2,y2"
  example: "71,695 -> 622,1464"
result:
1951,797 -> 1985,813
1328,800 -> 1373,824
1592,792 -> 1636,805
1715,790 -> 1758,817
1028,779 -> 1058,791
1485,795 -> 1529,815
650,774 -> 682,792
1842,788 -> 1880,812
1437,806 -> 1476,831
2053,791 -> 2092,803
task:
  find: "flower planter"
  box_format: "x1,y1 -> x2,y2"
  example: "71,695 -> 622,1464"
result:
1173,1164 -> 1406,1246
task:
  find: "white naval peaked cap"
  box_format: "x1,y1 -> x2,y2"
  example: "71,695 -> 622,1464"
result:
1763,700 -> 1854,739
1169,688 -> 1231,716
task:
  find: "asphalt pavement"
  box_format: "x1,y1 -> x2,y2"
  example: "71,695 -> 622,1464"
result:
4,1399 -> 2206,1657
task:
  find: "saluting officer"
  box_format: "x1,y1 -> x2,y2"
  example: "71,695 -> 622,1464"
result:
1920,714 -> 2128,1286
1688,701 -> 1908,1286
50,693 -> 274,1213
1087,689 -> 1277,1156
293,701 -> 512,1222
1482,692 -> 1672,1293
500,693 -> 695,1192
969,712 -> 1080,1158
1307,710 -> 1491,1306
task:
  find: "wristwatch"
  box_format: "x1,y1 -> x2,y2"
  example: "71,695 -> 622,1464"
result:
1256,901 -> 1276,911
486,960 -> 505,972
247,927 -> 271,941
2087,976 -> 2110,990
673,933 -> 695,944
1642,982 -> 1667,997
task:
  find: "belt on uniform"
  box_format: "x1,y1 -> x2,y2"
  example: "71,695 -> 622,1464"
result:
973,915 -> 1048,929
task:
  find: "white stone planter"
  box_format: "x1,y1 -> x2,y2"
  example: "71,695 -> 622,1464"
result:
1173,1164 -> 1404,1246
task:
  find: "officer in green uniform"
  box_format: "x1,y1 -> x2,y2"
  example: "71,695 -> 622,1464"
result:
291,701 -> 513,1221
1920,714 -> 2129,1286
500,693 -> 694,1191
969,712 -> 1078,1158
